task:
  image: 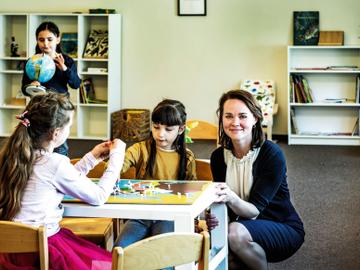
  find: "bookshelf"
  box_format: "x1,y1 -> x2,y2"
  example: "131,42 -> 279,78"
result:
0,13 -> 121,140
288,46 -> 360,145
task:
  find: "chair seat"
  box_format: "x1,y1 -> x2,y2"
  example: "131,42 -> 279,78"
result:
60,217 -> 114,251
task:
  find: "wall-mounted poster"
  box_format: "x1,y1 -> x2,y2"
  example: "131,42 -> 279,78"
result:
293,11 -> 319,45
83,30 -> 108,59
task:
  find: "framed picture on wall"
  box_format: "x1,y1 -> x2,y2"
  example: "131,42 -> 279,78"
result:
178,0 -> 206,16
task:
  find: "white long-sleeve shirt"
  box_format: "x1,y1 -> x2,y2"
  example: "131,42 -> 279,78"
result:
14,149 -> 124,236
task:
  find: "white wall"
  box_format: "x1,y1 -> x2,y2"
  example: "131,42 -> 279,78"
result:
1,0 -> 360,134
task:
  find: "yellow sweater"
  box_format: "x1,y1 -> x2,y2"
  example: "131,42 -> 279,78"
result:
121,140 -> 197,180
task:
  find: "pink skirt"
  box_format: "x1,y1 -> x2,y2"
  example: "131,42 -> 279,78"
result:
0,228 -> 112,270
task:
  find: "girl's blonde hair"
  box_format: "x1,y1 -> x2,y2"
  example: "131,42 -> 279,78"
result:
0,92 -> 74,220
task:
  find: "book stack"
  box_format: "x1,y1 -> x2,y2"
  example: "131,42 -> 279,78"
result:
79,78 -> 106,104
290,74 -> 313,103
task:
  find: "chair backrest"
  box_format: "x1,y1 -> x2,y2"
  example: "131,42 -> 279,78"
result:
186,120 -> 218,141
196,159 -> 213,181
70,158 -> 107,178
112,231 -> 210,270
0,221 -> 49,270
240,80 -> 277,125
120,167 -> 136,179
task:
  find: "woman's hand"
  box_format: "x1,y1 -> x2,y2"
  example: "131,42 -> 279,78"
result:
54,53 -> 67,71
214,183 -> 237,204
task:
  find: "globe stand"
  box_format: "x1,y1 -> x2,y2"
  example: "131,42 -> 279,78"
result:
25,85 -> 47,96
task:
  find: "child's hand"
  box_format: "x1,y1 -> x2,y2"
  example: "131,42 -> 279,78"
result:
109,138 -> 126,153
91,141 -> 112,161
54,53 -> 67,71
205,212 -> 219,231
30,81 -> 41,86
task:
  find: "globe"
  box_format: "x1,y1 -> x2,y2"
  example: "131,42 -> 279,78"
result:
25,54 -> 56,83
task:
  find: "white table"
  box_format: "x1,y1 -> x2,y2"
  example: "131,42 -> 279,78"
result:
63,182 -> 228,270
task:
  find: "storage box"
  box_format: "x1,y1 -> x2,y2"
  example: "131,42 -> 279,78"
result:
111,109 -> 150,142
318,31 -> 344,46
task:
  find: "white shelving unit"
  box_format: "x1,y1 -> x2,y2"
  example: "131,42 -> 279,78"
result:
288,46 -> 360,145
0,13 -> 121,140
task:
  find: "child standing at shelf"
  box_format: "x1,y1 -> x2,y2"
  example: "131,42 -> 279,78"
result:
115,99 -> 197,249
21,21 -> 82,156
0,93 -> 125,270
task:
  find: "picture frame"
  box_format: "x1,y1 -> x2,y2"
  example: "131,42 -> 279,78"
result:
61,32 -> 78,58
178,0 -> 206,16
83,30 -> 108,59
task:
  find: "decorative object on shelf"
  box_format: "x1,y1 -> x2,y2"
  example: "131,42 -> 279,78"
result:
7,90 -> 26,106
89,9 -> 115,14
61,32 -> 78,57
185,121 -> 199,143
10,36 -> 20,57
111,109 -> 150,142
318,31 -> 344,46
83,30 -> 108,59
178,0 -> 206,16
293,11 -> 319,45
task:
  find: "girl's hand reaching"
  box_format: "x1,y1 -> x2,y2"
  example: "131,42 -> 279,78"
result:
91,141 -> 112,161
54,53 -> 67,71
109,138 -> 126,153
205,212 -> 219,231
91,139 -> 126,161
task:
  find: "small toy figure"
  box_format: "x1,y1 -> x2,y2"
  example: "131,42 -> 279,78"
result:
10,36 -> 20,57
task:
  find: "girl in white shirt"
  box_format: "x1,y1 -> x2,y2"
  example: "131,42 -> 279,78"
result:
0,92 -> 125,270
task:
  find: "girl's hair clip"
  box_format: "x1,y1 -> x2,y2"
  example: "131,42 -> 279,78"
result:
16,111 -> 30,127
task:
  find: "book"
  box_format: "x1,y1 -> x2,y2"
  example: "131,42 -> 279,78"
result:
322,98 -> 350,103
293,11 -> 319,45
61,32 -> 78,58
356,76 -> 360,103
327,65 -> 359,71
351,118 -> 359,136
301,76 -> 313,103
290,108 -> 299,134
83,30 -> 108,59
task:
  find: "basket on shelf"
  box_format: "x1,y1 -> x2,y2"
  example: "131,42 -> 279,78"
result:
111,109 -> 151,142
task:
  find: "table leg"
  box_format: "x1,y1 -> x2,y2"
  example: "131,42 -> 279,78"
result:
209,203 -> 228,270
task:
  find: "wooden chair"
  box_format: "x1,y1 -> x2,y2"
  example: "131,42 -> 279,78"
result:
60,159 -> 114,251
186,120 -> 218,143
112,231 -> 210,270
196,159 -> 213,181
0,221 -> 49,270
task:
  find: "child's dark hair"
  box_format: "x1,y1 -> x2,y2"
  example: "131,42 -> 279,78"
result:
0,93 -> 74,220
35,21 -> 63,54
147,99 -> 188,180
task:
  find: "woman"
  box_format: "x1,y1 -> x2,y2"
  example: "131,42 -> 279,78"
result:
208,90 -> 304,270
